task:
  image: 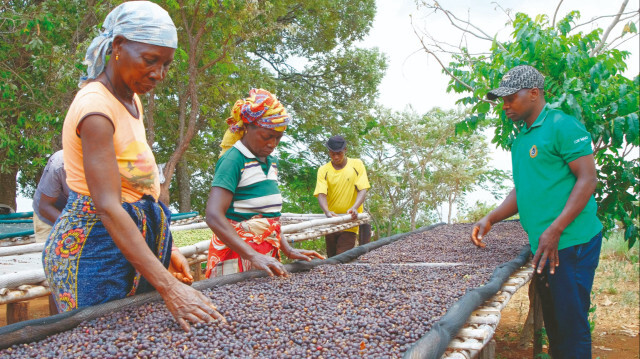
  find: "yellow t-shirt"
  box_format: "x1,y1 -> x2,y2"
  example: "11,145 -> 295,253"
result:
62,81 -> 160,203
313,158 -> 370,233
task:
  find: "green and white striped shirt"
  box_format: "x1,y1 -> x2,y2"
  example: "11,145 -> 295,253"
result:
211,141 -> 282,222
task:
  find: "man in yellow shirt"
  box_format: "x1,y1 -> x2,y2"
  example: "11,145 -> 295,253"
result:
314,135 -> 371,257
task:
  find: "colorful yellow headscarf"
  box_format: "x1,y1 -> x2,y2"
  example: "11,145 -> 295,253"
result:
220,88 -> 290,156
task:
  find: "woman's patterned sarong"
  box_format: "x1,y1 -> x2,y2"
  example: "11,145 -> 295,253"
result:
205,217 -> 281,278
42,191 -> 172,312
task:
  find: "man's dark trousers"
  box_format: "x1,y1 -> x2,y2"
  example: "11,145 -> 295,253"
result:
534,232 -> 602,358
325,231 -> 357,257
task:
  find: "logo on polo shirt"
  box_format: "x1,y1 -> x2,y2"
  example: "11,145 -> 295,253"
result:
574,136 -> 589,144
530,145 -> 538,158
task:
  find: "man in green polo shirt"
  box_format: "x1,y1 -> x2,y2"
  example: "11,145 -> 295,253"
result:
470,65 -> 602,358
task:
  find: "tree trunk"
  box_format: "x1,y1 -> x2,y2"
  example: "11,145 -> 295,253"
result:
176,161 -> 192,212
447,192 -> 456,224
368,216 -> 379,241
144,89 -> 156,149
158,30 -> 202,207
0,167 -> 18,212
410,203 -> 417,231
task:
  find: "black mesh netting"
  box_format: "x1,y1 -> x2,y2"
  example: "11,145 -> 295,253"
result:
402,244 -> 530,359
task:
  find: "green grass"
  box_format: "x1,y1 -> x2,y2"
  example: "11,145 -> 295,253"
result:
621,290 -> 639,307
596,231 -> 640,286
601,230 -> 639,263
604,287 -> 619,295
172,229 -> 211,247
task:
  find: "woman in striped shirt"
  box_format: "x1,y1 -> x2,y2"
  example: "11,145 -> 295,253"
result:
204,89 -> 324,278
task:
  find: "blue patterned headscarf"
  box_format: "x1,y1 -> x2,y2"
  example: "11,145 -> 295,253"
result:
80,1 -> 178,86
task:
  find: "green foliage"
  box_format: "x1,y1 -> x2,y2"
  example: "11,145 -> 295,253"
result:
588,292 -> 597,334
457,200 -> 519,224
1,0 -> 384,213
602,228 -> 640,263
443,11 -> 639,248
456,201 -> 498,223
0,1 -> 106,205
534,328 -> 550,359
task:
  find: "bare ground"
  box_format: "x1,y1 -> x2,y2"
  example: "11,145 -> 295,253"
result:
495,255 -> 639,359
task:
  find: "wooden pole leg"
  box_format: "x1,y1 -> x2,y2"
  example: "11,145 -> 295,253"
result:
518,281 -> 536,349
478,338 -> 496,359
193,261 -> 202,282
6,301 -> 29,325
530,278 -> 544,357
518,292 -> 535,348
48,294 -> 58,315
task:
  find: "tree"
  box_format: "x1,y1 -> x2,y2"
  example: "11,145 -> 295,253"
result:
0,0 -> 385,214
150,0 -> 385,209
0,0 -> 104,209
414,1 -> 640,247
360,106 -> 504,235
456,201 -> 498,223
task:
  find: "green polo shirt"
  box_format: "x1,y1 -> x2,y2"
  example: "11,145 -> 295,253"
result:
511,104 -> 602,253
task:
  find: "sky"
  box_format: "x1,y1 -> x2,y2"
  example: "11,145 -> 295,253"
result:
14,0 -> 640,214
359,0 -> 639,113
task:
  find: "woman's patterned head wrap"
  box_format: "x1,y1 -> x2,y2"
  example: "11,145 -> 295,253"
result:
220,89 -> 291,156
80,1 -> 178,86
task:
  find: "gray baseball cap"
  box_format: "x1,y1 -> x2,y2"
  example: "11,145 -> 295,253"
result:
325,135 -> 347,152
487,65 -> 545,100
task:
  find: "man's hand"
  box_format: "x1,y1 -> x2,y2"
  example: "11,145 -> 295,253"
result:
168,250 -> 194,285
324,211 -> 339,218
249,253 -> 289,277
532,225 -> 561,274
346,207 -> 359,220
471,216 -> 492,248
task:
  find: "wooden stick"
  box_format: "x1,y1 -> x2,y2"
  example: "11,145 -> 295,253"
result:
0,285 -> 51,306
178,240 -> 210,257
281,213 -> 370,234
284,220 -> 369,242
171,213 -> 371,233
280,213 -> 329,218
